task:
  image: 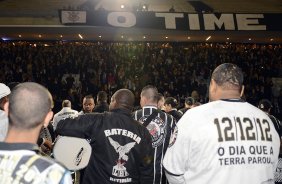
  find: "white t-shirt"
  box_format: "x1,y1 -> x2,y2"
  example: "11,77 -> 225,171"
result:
163,99 -> 280,184
53,107 -> 78,130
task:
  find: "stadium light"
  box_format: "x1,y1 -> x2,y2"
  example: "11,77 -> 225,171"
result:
206,36 -> 211,41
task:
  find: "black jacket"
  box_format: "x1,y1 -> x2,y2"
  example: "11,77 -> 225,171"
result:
167,109 -> 183,122
56,108 -> 154,184
93,102 -> 109,113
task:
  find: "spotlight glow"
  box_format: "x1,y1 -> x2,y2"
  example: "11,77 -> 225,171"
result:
206,36 -> 211,41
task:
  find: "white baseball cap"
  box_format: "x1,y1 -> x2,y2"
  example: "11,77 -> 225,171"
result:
0,83 -> 11,99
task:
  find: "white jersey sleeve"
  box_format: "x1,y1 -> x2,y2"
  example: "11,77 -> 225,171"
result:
53,108 -> 79,130
163,123 -> 189,184
163,100 -> 280,184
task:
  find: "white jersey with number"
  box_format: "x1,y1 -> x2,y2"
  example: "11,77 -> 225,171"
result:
53,107 -> 78,130
163,99 -> 280,184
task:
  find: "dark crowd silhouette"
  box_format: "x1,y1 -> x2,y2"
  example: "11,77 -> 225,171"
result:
0,41 -> 281,118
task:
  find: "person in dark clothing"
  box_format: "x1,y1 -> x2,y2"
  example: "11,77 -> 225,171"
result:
258,99 -> 282,138
164,97 -> 183,122
132,85 -> 177,184
178,97 -> 195,114
78,95 -> 95,115
56,89 -> 154,184
93,91 -> 109,113
157,93 -> 165,110
258,99 -> 282,184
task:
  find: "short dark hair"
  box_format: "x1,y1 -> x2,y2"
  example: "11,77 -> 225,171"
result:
141,85 -> 158,103
8,82 -> 52,129
112,89 -> 135,111
258,99 -> 272,111
164,97 -> 178,108
211,63 -> 243,89
83,95 -> 94,100
62,100 -> 71,107
97,91 -> 108,102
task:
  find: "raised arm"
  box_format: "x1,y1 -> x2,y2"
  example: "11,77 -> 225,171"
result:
56,113 -> 103,139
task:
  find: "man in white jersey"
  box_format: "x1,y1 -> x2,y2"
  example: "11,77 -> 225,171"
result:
163,63 -> 280,184
53,99 -> 78,130
0,82 -> 72,184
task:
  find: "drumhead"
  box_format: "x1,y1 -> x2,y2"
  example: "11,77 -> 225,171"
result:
53,136 -> 92,170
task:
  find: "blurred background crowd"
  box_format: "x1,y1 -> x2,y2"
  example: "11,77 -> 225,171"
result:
0,41 -> 281,118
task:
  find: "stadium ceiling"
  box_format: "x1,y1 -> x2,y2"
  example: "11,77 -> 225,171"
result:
0,0 -> 281,43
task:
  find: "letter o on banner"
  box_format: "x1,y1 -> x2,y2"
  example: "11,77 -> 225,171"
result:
107,12 -> 136,27
218,147 -> 225,156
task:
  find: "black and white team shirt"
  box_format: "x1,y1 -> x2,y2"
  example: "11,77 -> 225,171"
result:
133,105 -> 177,184
0,142 -> 72,184
163,99 -> 280,184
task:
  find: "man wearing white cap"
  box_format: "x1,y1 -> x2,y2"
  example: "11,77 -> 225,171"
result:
0,83 -> 11,141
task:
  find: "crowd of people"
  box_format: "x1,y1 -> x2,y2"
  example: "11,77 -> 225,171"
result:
0,40 -> 281,183
0,62 -> 281,184
0,41 -> 281,116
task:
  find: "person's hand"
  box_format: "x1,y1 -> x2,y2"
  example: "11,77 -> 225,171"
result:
43,139 -> 53,150
40,139 -> 53,156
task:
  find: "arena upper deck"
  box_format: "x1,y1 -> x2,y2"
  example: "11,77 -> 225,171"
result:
0,0 -> 281,42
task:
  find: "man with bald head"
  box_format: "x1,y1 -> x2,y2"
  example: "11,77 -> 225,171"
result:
56,89 -> 154,184
163,63 -> 280,184
133,85 -> 176,184
53,99 -> 78,130
0,82 -> 72,183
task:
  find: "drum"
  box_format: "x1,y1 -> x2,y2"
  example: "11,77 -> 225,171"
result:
53,136 -> 92,171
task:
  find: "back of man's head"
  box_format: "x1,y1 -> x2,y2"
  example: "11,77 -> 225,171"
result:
258,99 -> 272,113
164,97 -> 178,108
110,89 -> 135,111
97,91 -> 108,103
9,82 -> 53,130
211,63 -> 243,90
62,100 -> 71,108
141,85 -> 158,103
